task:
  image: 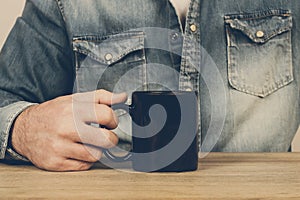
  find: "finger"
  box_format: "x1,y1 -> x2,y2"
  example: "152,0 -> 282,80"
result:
74,103 -> 118,129
73,89 -> 127,105
73,124 -> 119,149
64,143 -> 103,163
36,156 -> 94,172
59,159 -> 94,171
94,90 -> 128,105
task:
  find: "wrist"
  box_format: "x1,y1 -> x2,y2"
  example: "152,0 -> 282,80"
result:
10,105 -> 36,160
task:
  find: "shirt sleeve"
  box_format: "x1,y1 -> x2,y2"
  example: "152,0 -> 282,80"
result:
0,101 -> 37,160
0,0 -> 74,161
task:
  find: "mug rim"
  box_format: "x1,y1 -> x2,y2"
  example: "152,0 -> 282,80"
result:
132,90 -> 196,96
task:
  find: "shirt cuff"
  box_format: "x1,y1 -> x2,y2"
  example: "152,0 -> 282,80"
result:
5,148 -> 30,162
0,101 -> 37,161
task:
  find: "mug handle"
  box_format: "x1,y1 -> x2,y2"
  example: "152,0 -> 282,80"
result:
103,103 -> 133,162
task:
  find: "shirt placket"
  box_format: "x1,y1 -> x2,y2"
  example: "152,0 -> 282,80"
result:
179,0 -> 200,92
179,0 -> 202,151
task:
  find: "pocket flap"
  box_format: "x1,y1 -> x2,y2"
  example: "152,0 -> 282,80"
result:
225,10 -> 292,44
73,31 -> 145,65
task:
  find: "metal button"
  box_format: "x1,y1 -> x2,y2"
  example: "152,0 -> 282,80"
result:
190,24 -> 197,32
256,31 -> 265,38
171,32 -> 179,40
105,53 -> 113,61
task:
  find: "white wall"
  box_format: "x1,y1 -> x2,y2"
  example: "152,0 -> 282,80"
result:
1,0 -> 300,152
0,0 -> 25,49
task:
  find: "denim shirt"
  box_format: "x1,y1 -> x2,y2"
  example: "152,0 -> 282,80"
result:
0,0 -> 299,160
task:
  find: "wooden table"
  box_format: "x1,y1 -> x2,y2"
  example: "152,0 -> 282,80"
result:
0,153 -> 300,199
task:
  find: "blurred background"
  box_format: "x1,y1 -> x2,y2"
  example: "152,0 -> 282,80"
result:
1,0 -> 299,151
0,0 -> 25,48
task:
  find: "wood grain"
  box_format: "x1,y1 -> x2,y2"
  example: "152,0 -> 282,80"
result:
0,153 -> 300,199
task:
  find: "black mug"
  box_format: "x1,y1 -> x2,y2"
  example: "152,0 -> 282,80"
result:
105,91 -> 199,172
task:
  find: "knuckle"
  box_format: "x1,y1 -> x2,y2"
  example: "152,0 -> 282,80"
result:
78,162 -> 93,171
98,89 -> 109,96
51,145 -> 61,156
54,95 -> 64,102
53,160 -> 66,171
109,133 -> 119,146
88,156 -> 99,163
43,157 -> 65,171
62,104 -> 72,114
89,154 -> 101,163
92,149 -> 103,161
49,140 -> 65,156
56,95 -> 71,105
100,106 -> 114,125
83,148 -> 99,163
68,130 -> 80,142
98,89 -> 105,94
111,111 -> 118,126
102,131 -> 118,148
96,89 -> 106,99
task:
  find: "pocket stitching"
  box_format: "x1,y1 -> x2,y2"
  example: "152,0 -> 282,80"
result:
225,11 -> 292,44
226,10 -> 294,97
73,32 -> 145,65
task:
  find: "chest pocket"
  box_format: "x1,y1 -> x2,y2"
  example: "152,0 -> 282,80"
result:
225,9 -> 293,97
73,31 -> 145,93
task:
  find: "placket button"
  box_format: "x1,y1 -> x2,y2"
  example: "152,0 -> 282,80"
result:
190,24 -> 197,32
171,32 -> 179,40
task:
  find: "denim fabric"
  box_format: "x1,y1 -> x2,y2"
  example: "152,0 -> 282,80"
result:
0,0 -> 299,160
225,9 -> 293,97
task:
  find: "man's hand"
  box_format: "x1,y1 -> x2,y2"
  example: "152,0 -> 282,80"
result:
11,90 -> 127,171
